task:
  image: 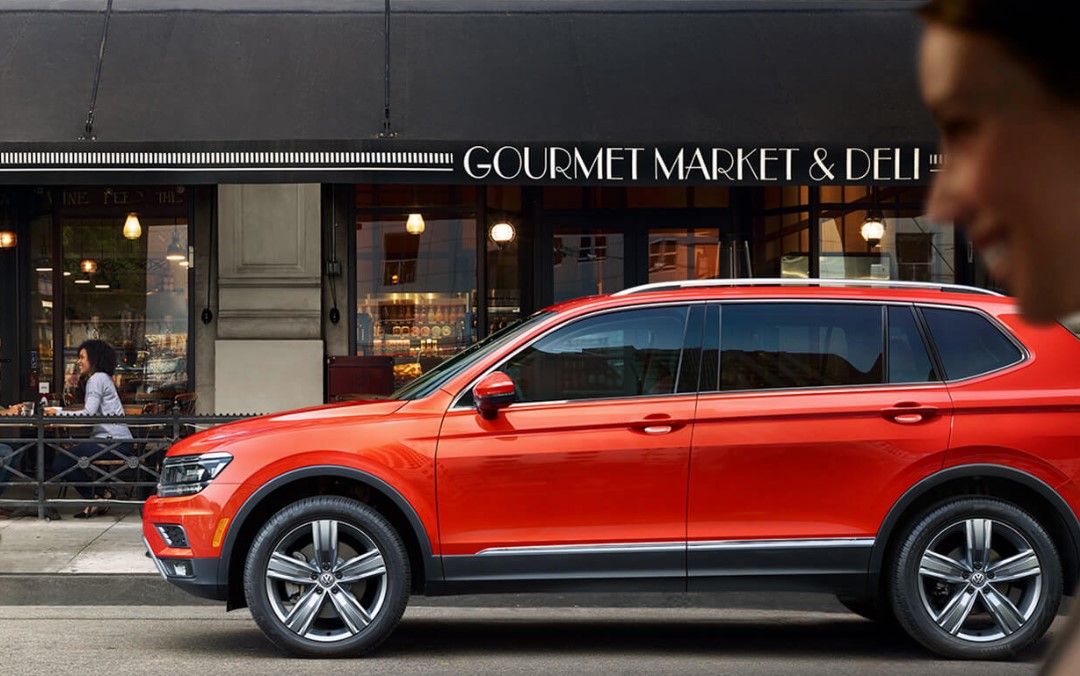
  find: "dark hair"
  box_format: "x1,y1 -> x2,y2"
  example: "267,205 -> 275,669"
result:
918,0 -> 1080,104
78,339 -> 117,376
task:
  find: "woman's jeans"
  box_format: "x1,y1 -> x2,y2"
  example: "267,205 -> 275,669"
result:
52,440 -> 133,500
0,443 -> 15,498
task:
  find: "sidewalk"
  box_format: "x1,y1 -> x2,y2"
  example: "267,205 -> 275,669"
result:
0,508 -> 207,605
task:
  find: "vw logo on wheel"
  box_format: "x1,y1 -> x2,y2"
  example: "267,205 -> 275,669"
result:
318,572 -> 336,588
969,572 -> 987,587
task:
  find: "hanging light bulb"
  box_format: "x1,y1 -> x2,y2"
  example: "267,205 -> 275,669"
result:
0,231 -> 16,248
405,213 -> 426,235
122,212 -> 142,240
80,258 -> 98,273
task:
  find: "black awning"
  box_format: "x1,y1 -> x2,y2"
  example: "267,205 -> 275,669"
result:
0,0 -> 937,182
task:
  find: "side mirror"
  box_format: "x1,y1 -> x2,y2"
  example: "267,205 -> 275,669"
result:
474,371 -> 517,420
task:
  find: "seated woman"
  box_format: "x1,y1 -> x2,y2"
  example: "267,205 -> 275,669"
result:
47,340 -> 132,518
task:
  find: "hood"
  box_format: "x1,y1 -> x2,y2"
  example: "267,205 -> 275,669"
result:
168,398 -> 408,457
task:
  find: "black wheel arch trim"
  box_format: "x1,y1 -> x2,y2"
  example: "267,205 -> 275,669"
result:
217,465 -> 438,592
868,463 -> 1080,593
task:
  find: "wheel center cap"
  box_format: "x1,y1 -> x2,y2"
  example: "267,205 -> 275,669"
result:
970,571 -> 987,587
318,572 -> 336,588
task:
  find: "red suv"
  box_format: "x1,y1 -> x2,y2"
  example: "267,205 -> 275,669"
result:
143,279 -> 1080,660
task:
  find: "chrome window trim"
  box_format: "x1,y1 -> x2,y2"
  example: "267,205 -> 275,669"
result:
449,300 -> 704,411
473,537 -> 875,557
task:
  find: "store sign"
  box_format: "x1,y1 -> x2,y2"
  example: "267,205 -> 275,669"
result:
461,144 -> 937,184
0,142 -> 941,185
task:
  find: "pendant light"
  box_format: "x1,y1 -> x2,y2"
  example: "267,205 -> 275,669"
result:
859,186 -> 886,248
166,220 -> 185,261
405,212 -> 426,235
0,231 -> 16,248
122,212 -> 142,240
405,185 -> 425,235
489,221 -> 516,246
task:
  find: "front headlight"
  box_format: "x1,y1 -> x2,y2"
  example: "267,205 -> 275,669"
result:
158,452 -> 233,497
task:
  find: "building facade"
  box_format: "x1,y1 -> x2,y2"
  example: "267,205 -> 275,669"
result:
0,1 -> 976,414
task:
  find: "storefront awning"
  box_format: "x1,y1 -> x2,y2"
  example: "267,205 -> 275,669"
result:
0,0 -> 937,184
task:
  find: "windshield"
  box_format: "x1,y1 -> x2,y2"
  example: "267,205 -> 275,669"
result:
391,312 -> 555,400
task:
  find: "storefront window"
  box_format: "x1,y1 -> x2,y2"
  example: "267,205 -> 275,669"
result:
356,211 -> 478,389
647,229 -> 721,283
552,227 -> 625,302
27,187 -> 191,406
818,186 -> 955,282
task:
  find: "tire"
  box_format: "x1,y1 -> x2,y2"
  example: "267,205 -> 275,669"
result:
888,497 -> 1062,660
243,496 -> 411,658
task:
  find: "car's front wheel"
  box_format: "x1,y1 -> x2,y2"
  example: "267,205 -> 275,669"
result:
889,498 -> 1061,659
243,496 -> 410,657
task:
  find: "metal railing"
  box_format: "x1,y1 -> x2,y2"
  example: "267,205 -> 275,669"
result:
0,409 -> 255,519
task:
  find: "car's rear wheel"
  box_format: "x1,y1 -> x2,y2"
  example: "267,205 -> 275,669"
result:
889,497 -> 1061,659
243,496 -> 410,657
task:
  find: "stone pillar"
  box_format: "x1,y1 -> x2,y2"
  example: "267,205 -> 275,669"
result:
214,184 -> 324,414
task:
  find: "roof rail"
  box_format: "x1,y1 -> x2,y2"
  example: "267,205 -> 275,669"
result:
612,278 -> 1004,297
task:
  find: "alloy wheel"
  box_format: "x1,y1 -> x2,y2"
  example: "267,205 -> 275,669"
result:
916,517 -> 1042,642
264,518 -> 389,642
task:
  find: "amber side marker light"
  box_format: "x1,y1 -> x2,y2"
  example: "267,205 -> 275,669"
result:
212,518 -> 231,548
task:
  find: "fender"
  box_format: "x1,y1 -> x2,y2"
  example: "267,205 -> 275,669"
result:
867,463 -> 1080,592
217,465 -> 439,592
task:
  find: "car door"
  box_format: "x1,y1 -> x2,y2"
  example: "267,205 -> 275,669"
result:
436,304 -> 703,591
686,302 -> 953,591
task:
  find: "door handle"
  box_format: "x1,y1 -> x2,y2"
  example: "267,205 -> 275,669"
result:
881,404 -> 940,424
640,425 -> 673,435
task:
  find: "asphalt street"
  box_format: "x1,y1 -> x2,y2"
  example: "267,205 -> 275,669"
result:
1,605 -> 1052,676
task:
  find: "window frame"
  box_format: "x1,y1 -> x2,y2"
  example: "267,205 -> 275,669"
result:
914,304 -> 1029,382
450,301 -> 703,410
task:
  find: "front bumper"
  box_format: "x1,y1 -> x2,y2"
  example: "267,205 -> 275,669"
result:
143,536 -> 228,601
143,491 -> 236,602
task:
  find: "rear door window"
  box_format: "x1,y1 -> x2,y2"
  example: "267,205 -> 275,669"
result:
888,306 -> 938,384
719,303 -> 884,391
920,307 -> 1024,380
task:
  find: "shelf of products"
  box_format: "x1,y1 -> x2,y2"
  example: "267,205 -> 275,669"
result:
357,292 -> 477,387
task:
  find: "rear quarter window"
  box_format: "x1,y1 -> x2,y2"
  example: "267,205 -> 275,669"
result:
920,307 -> 1024,380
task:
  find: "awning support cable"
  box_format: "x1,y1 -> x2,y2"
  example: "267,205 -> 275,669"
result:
379,0 -> 396,138
81,0 -> 114,141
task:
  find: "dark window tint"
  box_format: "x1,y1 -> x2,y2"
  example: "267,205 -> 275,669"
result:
502,306 -> 689,402
720,303 -> 883,391
888,306 -> 937,383
675,306 -> 705,394
921,308 -> 1023,379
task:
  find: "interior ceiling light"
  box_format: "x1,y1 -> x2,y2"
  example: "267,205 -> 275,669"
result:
74,271 -> 91,284
405,213 -> 426,235
166,227 -> 186,261
489,221 -> 516,244
80,258 -> 98,274
35,257 -> 53,272
122,212 -> 142,240
860,213 -> 886,247
0,231 -> 16,248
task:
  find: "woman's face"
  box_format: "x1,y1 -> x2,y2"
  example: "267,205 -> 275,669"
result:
76,349 -> 91,376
